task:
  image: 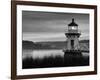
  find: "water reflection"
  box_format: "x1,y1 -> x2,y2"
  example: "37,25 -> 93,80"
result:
22,49 -> 89,59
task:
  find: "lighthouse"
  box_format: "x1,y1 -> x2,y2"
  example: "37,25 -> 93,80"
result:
64,18 -> 82,65
65,18 -> 81,51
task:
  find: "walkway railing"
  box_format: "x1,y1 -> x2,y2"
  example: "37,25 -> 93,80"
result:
65,29 -> 81,34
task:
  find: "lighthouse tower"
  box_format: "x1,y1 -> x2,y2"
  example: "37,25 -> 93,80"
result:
64,18 -> 82,66
64,18 -> 81,55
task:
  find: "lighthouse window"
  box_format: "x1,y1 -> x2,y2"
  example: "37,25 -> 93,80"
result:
72,26 -> 78,30
71,26 -> 75,30
71,40 -> 74,49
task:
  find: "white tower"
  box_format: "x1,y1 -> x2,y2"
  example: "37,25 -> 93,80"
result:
65,18 -> 81,51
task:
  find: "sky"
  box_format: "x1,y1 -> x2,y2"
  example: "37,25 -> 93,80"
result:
22,11 -> 89,42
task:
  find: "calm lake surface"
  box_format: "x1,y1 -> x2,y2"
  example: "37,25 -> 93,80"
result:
22,49 -> 89,59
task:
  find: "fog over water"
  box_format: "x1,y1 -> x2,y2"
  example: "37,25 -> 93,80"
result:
22,49 -> 89,59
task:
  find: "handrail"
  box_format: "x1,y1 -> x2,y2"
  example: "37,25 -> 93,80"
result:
65,29 -> 81,33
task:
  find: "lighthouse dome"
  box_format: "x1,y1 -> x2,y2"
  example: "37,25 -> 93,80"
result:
68,18 -> 78,26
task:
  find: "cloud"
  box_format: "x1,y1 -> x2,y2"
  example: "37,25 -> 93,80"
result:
23,32 -> 66,42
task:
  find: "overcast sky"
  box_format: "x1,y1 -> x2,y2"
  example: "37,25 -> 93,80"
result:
22,11 -> 89,42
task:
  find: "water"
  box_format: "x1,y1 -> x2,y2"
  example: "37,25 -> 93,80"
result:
22,49 -> 89,59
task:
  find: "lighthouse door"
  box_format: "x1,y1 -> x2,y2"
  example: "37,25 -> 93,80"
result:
71,40 -> 74,50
